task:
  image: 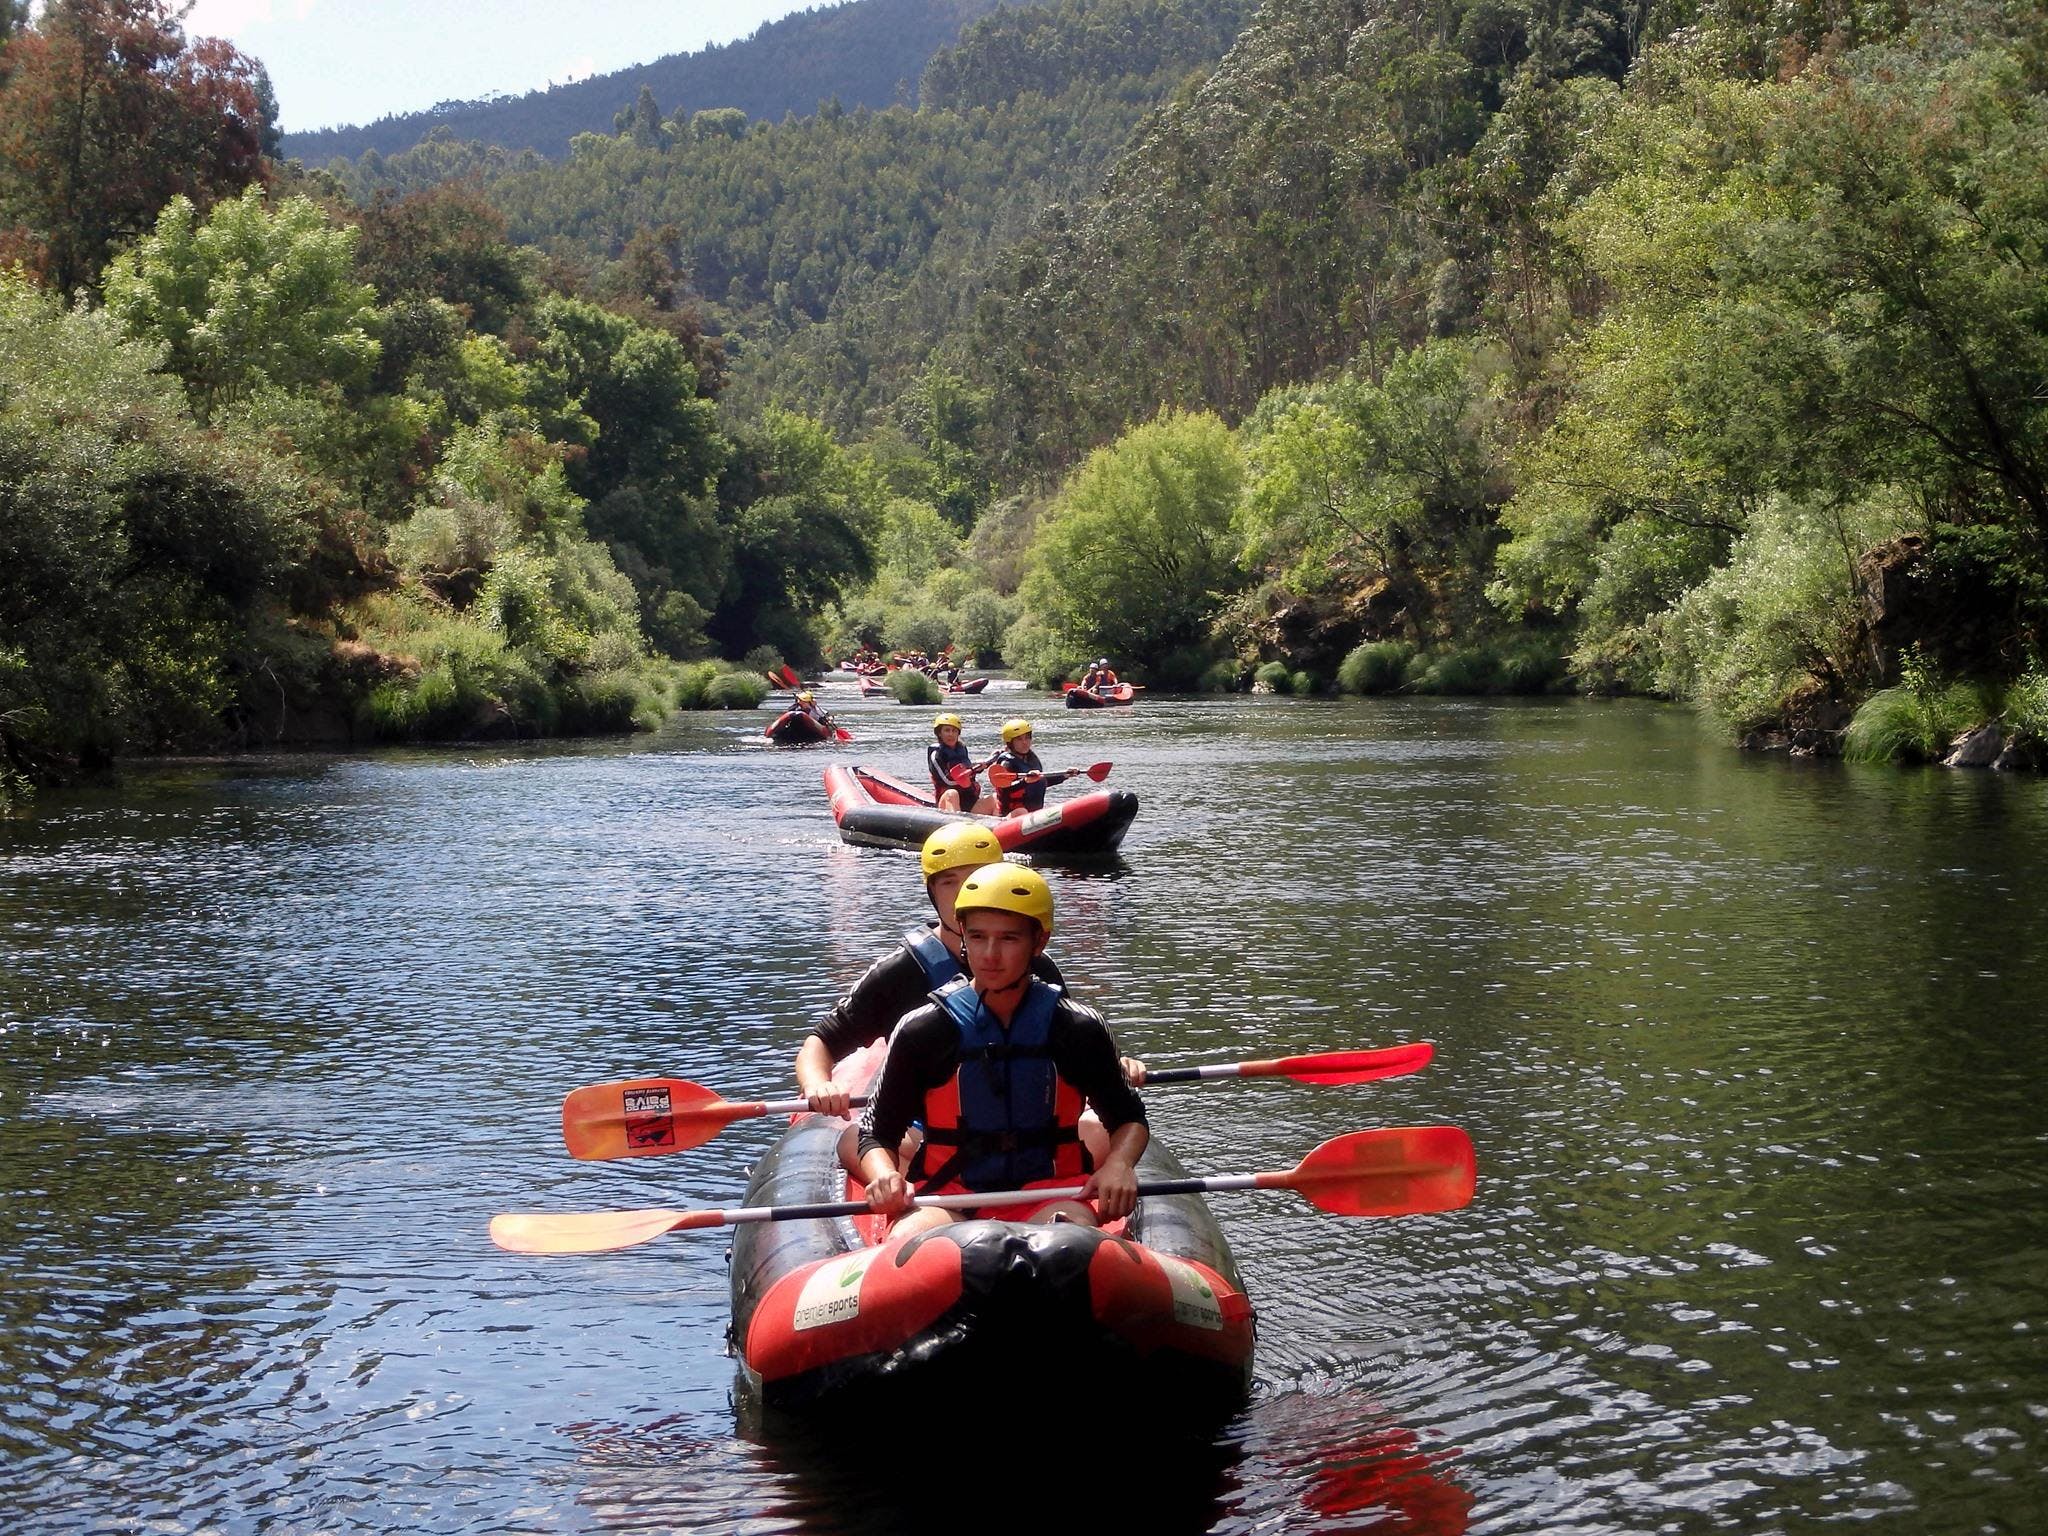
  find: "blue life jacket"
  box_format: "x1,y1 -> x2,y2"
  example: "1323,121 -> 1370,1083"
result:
901,926 -> 961,991
913,976 -> 1087,1192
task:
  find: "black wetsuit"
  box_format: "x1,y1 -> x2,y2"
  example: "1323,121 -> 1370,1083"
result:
990,748 -> 1072,814
856,988 -> 1146,1182
807,924 -> 1066,1062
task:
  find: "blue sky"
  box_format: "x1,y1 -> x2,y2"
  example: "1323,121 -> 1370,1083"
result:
183,0 -> 814,132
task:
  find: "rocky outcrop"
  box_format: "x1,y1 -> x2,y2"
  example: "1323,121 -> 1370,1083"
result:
1740,680 -> 1854,757
1942,722 -> 2004,767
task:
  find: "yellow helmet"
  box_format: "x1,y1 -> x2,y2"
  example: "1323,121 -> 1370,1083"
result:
953,862 -> 1055,937
920,821 -> 1003,880
932,712 -> 963,732
1000,718 -> 1034,745
796,690 -> 815,704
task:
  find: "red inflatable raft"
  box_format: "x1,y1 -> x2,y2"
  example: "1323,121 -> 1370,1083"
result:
823,763 -> 1138,859
728,1045 -> 1254,1424
1064,683 -> 1138,708
765,710 -> 832,745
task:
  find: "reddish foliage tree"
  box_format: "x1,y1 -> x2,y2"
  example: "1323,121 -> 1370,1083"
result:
0,0 -> 270,293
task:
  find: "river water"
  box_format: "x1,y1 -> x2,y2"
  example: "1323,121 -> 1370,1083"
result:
3,691 -> 2044,1534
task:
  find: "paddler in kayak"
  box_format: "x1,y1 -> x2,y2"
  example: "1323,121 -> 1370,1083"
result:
926,712 -> 994,813
1079,656 -> 1119,693
987,718 -> 1085,815
793,823 -> 1067,1158
858,864 -> 1147,1236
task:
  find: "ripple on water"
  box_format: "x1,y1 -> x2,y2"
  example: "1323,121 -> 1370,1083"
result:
4,700 -> 2048,1532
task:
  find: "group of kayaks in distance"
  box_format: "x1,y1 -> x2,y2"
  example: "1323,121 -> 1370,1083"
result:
494,656 -> 1477,1435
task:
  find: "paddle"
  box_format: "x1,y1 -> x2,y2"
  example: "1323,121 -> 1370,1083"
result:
560,1042 -> 1434,1161
491,1125 -> 1477,1254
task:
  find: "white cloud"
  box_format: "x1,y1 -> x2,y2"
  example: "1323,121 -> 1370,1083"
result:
556,56 -> 598,85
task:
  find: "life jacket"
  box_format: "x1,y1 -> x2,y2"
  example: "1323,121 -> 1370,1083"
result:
927,741 -> 977,800
900,925 -> 962,991
911,976 -> 1088,1193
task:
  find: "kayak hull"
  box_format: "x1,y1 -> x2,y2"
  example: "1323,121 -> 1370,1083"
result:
1064,683 -> 1137,708
766,711 -> 832,745
823,764 -> 1137,859
729,1056 -> 1252,1426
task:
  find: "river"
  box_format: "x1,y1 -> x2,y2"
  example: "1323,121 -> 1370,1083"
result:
3,691 -> 2044,1533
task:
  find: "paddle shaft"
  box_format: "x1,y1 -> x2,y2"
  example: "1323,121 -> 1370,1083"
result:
662,1174 -> 1267,1228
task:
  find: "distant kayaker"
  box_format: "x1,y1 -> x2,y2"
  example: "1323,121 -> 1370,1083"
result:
1079,657 -> 1119,692
791,689 -> 827,722
925,713 -> 993,813
987,719 -> 1082,815
859,864 -> 1147,1234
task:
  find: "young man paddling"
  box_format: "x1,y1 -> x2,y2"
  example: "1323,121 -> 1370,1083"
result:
987,719 -> 1084,815
858,864 -> 1147,1237
794,824 -> 1067,1151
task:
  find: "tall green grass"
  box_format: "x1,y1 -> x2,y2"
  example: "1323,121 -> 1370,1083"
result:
1843,652 -> 1995,764
888,669 -> 943,705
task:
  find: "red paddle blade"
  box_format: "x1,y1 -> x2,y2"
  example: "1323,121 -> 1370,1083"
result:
1248,1042 -> 1435,1085
834,727 -> 854,743
1272,1126 -> 1476,1216
561,1077 -> 742,1160
1083,761 -> 1112,782
779,665 -> 802,688
491,1206 -> 717,1255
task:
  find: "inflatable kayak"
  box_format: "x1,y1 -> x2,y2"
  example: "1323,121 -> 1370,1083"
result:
823,763 -> 1138,859
1064,683 -> 1137,708
765,711 -> 832,745
729,1045 -> 1254,1424
947,676 -> 989,694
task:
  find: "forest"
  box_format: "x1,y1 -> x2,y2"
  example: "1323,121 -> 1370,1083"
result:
280,0 -> 1019,163
4,0 -> 2046,807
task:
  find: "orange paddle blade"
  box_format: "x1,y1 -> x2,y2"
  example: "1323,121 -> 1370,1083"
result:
1245,1043 -> 1436,1085
561,1078 -> 753,1161
1269,1126 -> 1476,1217
491,1206 -> 721,1255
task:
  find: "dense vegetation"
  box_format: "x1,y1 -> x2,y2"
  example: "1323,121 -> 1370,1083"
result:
281,0 -> 1017,162
7,0 -> 2048,807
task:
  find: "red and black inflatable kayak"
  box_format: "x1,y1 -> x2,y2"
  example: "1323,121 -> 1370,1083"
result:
823,763 -> 1138,859
1064,683 -> 1137,708
765,711 -> 832,745
729,1045 -> 1254,1424
948,676 -> 990,694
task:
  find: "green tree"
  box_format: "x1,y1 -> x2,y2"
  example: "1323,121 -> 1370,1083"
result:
1020,408 -> 1244,665
103,188 -> 380,421
0,273 -> 310,780
712,408 -> 879,658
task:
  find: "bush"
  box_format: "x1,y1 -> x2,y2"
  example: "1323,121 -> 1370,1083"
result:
1843,652 -> 1993,763
1254,661 -> 1292,693
1413,647 -> 1501,695
1201,660 -> 1243,693
2004,667 -> 2048,745
888,668 -> 943,704
560,666 -> 670,733
1339,641 -> 1413,695
1290,670 -> 1320,696
674,661 -> 721,709
1495,634 -> 1570,695
706,671 -> 769,709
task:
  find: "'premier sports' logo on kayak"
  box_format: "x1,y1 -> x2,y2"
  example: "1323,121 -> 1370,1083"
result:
623,1087 -> 675,1148
793,1252 -> 875,1331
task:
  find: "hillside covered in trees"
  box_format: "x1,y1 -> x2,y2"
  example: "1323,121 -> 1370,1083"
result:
281,0 -> 1021,162
5,0 -> 2047,805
